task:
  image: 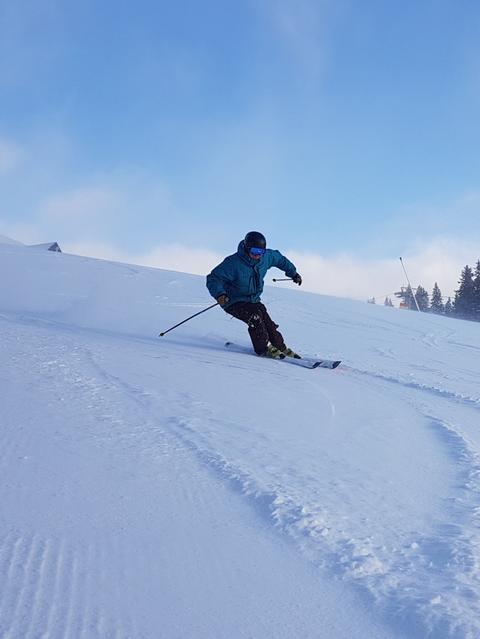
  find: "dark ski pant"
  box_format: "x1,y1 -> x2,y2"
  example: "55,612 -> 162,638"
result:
226,302 -> 286,355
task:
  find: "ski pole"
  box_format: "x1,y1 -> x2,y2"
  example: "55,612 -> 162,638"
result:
159,302 -> 219,336
272,278 -> 293,282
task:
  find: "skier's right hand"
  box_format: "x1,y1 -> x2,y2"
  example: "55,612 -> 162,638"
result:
292,273 -> 302,286
217,294 -> 229,307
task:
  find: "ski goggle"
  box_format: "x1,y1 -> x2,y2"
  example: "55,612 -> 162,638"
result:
249,247 -> 266,256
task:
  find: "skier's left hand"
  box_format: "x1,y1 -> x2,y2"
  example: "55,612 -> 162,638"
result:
292,273 -> 302,286
217,294 -> 229,306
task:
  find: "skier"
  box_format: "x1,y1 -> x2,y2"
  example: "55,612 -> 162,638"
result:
206,231 -> 302,358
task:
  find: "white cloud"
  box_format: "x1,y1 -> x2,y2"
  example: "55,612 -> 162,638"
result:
0,220 -> 43,245
385,191 -> 480,238
288,237 -> 479,303
60,241 -> 129,263
40,186 -> 121,221
62,236 -> 479,306
0,138 -> 24,174
29,172 -> 173,241
286,250 -> 399,301
260,0 -> 341,81
62,241 -> 223,277
3,140 -> 478,307
131,244 -> 225,275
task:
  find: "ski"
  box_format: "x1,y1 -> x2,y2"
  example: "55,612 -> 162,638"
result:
224,342 -> 341,370
298,357 -> 342,370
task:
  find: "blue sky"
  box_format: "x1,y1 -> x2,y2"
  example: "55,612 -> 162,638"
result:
1,0 -> 480,301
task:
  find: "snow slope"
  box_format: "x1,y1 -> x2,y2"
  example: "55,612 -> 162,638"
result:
1,242 -> 480,638
0,234 -> 23,246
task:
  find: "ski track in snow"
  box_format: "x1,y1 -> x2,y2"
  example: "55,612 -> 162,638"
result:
0,326 -> 140,639
2,316 -> 479,638
148,332 -> 480,639
166,404 -> 480,638
349,365 -> 480,408
2,317 -> 396,639
77,327 -> 480,638
0,532 -> 136,639
336,350 -> 480,638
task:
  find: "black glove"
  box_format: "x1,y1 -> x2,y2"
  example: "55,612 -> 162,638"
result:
217,294 -> 229,306
292,273 -> 302,286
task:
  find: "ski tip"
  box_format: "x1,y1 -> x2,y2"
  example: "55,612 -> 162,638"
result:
311,360 -> 342,369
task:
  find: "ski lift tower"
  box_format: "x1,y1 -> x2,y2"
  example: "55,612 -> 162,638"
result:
396,257 -> 421,311
395,286 -> 413,309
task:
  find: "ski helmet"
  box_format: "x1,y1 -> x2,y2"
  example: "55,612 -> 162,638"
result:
244,231 -> 266,250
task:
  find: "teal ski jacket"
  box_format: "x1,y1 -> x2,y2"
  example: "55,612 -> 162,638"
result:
206,241 -> 298,309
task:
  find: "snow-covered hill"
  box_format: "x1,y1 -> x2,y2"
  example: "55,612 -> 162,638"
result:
0,233 -> 23,246
1,241 -> 480,639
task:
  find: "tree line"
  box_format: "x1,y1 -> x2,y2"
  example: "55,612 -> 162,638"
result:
385,259 -> 480,321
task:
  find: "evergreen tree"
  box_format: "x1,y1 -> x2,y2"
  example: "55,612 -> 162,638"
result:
444,297 -> 454,316
404,285 -> 417,310
473,259 -> 480,321
430,282 -> 444,314
415,285 -> 429,312
454,265 -> 475,319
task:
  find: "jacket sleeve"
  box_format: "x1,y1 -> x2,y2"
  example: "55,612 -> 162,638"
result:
268,250 -> 297,278
206,258 -> 235,300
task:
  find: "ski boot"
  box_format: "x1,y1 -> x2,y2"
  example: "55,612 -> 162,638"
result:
282,346 -> 301,359
264,344 -> 285,359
